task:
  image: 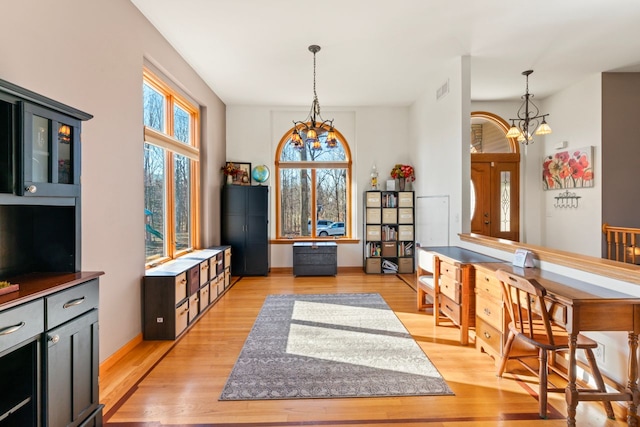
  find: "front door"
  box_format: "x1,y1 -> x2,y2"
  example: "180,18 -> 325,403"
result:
471,153 -> 520,241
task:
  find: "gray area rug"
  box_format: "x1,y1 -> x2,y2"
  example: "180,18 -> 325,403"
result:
219,293 -> 454,400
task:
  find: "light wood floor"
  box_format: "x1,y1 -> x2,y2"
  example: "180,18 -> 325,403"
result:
101,271 -> 631,426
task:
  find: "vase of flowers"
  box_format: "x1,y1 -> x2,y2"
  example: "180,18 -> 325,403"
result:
390,164 -> 415,191
221,162 -> 240,185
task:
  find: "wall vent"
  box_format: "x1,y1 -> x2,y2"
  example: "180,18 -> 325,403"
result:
436,79 -> 449,100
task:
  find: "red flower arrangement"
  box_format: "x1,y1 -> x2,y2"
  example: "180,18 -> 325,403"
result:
221,162 -> 240,176
390,164 -> 415,182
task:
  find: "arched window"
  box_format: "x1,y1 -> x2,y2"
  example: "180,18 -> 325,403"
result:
275,125 -> 352,239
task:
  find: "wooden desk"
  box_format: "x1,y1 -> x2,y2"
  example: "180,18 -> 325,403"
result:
479,262 -> 640,427
420,247 -> 503,345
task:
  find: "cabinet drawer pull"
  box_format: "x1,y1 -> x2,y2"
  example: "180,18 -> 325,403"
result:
484,331 -> 491,339
0,321 -> 25,336
484,276 -> 490,282
48,334 -> 60,344
63,296 -> 85,309
484,308 -> 491,316
25,185 -> 37,193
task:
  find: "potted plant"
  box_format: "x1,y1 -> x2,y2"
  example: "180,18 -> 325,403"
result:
221,162 -> 240,185
390,164 -> 415,190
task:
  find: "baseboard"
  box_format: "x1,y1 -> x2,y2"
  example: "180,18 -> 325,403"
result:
99,333 -> 143,376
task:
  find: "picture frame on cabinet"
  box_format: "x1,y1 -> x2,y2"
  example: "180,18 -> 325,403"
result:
232,162 -> 251,185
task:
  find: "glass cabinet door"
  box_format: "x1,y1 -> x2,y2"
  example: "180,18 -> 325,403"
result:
20,102 -> 80,197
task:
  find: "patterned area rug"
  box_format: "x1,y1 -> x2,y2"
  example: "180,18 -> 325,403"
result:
219,293 -> 453,400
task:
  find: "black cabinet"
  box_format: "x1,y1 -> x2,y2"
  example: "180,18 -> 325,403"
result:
46,309 -> 99,427
0,78 -> 92,198
19,102 -> 82,197
0,78 -> 101,427
221,186 -> 269,276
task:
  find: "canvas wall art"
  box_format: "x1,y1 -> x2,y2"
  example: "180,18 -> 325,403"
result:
542,146 -> 594,190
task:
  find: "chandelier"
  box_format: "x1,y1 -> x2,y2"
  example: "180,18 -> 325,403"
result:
290,45 -> 337,151
506,70 -> 552,145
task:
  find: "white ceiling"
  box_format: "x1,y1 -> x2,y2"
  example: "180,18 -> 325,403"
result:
131,0 -> 640,107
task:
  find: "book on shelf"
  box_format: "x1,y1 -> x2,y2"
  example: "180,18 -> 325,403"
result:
366,242 -> 382,257
382,193 -> 397,208
398,241 -> 413,256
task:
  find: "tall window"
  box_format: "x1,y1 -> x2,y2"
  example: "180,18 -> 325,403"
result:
275,126 -> 352,239
143,68 -> 200,265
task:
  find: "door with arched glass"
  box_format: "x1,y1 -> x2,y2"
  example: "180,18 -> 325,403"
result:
470,112 -> 520,241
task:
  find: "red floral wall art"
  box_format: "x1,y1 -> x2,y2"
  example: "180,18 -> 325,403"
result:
542,147 -> 594,190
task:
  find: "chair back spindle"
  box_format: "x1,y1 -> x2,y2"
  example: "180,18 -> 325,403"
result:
496,269 -> 555,346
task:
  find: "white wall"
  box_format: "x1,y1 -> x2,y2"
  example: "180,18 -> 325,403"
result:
226,106 -> 410,268
541,73 -> 602,256
0,0 -> 226,361
409,57 -> 470,246
471,73 -> 603,256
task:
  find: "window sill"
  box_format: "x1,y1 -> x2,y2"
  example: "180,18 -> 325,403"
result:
270,238 -> 360,245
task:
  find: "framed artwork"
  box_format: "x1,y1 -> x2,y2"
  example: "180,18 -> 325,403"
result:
232,162 -> 251,185
542,146 -> 594,190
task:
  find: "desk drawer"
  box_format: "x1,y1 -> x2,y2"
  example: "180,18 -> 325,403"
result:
545,299 -> 567,327
439,294 -> 461,326
475,269 -> 503,300
476,317 -> 504,356
476,293 -> 504,331
46,279 -> 99,330
439,261 -> 459,281
0,300 -> 44,353
440,275 -> 460,303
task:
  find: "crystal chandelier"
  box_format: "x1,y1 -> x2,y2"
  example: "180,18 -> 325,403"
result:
506,70 -> 552,145
290,45 -> 337,151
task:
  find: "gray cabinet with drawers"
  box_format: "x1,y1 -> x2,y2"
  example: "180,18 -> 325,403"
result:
293,242 -> 337,276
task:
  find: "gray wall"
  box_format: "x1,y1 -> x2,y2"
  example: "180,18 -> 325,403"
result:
602,73 -> 640,240
0,0 -> 227,361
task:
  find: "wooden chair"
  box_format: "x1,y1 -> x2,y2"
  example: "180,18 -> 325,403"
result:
416,250 -> 439,322
495,269 -> 614,419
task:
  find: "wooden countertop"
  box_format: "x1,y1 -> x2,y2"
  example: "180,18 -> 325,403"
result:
420,246 -> 504,265
475,262 -> 640,306
0,271 -> 104,311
